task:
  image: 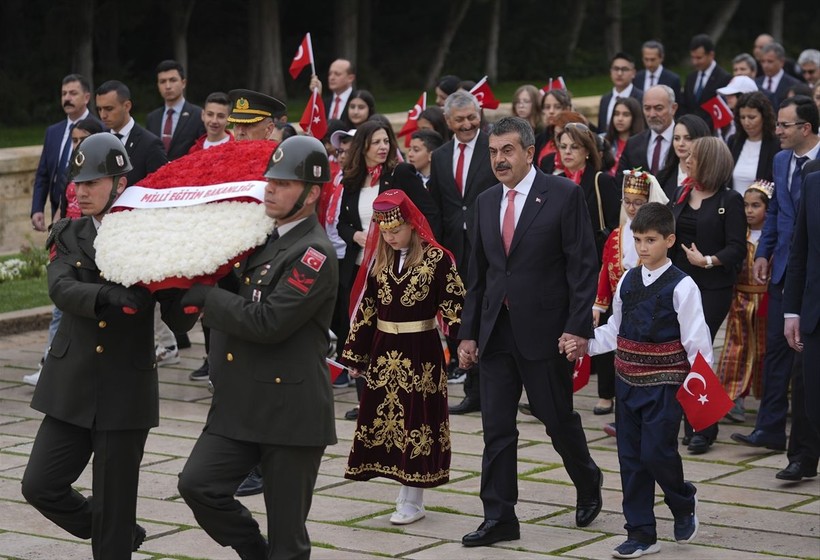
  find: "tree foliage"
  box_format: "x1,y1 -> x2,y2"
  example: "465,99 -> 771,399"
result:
1,0 -> 817,126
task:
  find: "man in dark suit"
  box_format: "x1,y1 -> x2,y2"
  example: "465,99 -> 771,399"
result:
177,136 -> 338,560
95,80 -> 167,186
458,117 -> 602,548
617,85 -> 678,197
146,60 -> 205,161
785,167 -> 820,440
31,74 -> 100,232
681,34 -> 731,129
427,90 -> 498,414
309,58 -> 356,127
732,96 -> 820,461
756,42 -> 801,110
598,52 -> 643,132
21,134 -> 196,558
634,40 -> 682,102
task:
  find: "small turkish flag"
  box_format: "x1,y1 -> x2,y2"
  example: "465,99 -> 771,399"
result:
289,33 -> 313,79
573,354 -> 591,393
700,96 -> 734,129
469,76 -> 500,109
299,89 -> 328,139
541,76 -> 567,94
676,351 -> 734,431
397,92 -> 427,147
327,358 -> 345,382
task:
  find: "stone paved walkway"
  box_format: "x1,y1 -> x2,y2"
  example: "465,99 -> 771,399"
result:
0,325 -> 817,559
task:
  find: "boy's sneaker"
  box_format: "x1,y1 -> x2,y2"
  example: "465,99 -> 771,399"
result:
674,494 -> 699,544
189,358 -> 209,381
156,345 -> 180,366
612,539 -> 660,558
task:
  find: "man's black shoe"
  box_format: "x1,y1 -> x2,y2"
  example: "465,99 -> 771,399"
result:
449,397 -> 481,415
461,519 -> 520,547
730,429 -> 786,451
344,406 -> 359,421
189,358 -> 209,381
686,434 -> 713,455
236,468 -> 264,497
233,534 -> 268,560
133,524 -> 146,552
576,467 -> 603,527
776,461 -> 819,481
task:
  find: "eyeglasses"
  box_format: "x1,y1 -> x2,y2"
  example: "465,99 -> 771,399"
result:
336,148 -> 347,155
611,66 -> 633,74
775,121 -> 808,129
621,199 -> 646,209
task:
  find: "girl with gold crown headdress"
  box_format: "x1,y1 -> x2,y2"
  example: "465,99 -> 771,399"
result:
716,180 -> 772,422
339,190 -> 463,525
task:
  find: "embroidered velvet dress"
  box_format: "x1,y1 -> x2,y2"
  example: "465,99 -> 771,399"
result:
340,244 -> 464,487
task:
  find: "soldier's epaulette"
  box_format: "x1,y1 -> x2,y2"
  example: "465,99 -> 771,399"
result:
46,218 -> 72,255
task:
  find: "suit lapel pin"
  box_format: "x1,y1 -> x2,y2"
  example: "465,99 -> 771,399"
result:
535,197 -> 542,203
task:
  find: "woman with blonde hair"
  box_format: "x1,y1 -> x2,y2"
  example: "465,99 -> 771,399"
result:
512,84 -> 544,134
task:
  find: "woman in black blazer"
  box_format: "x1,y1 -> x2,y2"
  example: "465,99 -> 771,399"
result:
670,137 -> 746,453
337,120 -> 439,418
555,122 -> 620,414
727,91 -> 778,193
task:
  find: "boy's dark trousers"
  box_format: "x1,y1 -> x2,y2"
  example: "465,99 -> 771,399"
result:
615,380 -> 697,543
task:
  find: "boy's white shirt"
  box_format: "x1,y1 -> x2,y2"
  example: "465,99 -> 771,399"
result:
587,259 -> 714,368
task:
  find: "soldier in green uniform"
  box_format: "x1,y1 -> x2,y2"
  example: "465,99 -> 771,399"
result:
178,135 -> 339,560
21,133 -> 196,559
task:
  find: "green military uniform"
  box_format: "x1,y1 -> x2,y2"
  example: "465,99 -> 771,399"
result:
22,217 -> 195,559
178,135 -> 338,560
21,133 -> 196,560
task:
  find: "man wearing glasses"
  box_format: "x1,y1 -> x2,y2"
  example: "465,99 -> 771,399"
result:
732,96 -> 820,482
597,52 -> 643,132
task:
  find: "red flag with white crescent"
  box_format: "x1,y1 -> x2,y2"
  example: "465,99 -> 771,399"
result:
289,33 -> 313,79
676,351 -> 734,431
398,92 -> 427,147
700,96 -> 734,129
327,358 -> 345,382
541,76 -> 567,94
469,76 -> 500,109
299,89 -> 328,139
573,354 -> 591,392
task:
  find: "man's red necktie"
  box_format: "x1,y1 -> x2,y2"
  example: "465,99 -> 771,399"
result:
455,143 -> 466,195
162,108 -> 174,153
331,96 -> 342,120
502,189 -> 517,255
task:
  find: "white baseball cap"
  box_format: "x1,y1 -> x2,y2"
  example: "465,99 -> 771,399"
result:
330,129 -> 356,149
717,76 -> 759,96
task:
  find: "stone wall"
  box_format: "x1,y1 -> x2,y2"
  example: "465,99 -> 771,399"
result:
0,146 -> 48,256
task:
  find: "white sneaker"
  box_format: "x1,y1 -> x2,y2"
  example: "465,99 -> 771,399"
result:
389,502 -> 426,525
23,370 -> 41,386
155,345 -> 180,366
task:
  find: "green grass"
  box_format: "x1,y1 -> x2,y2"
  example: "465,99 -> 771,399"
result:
0,276 -> 50,313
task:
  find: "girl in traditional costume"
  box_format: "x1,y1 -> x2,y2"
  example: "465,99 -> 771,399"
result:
340,189 -> 464,525
716,180 -> 771,422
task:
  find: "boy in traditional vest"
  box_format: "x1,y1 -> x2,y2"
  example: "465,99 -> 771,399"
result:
562,202 -> 713,558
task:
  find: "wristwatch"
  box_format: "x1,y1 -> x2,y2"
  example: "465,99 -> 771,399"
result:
704,255 -> 714,269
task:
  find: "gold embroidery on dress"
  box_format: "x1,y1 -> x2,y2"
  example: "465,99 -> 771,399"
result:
376,268 -> 393,305
408,424 -> 433,459
439,418 -> 451,452
439,300 -> 462,325
399,247 -> 442,307
348,297 -> 376,342
414,362 -> 438,397
344,463 -> 449,484
341,349 -> 369,365
446,267 -> 465,296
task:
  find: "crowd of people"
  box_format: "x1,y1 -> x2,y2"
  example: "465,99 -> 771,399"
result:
20,30 -> 820,560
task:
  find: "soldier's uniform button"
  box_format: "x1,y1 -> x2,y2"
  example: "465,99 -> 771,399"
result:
227,353 -> 234,361
76,261 -> 82,267
98,321 -> 107,328
275,377 -> 282,384
95,345 -> 104,353
234,262 -> 241,269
